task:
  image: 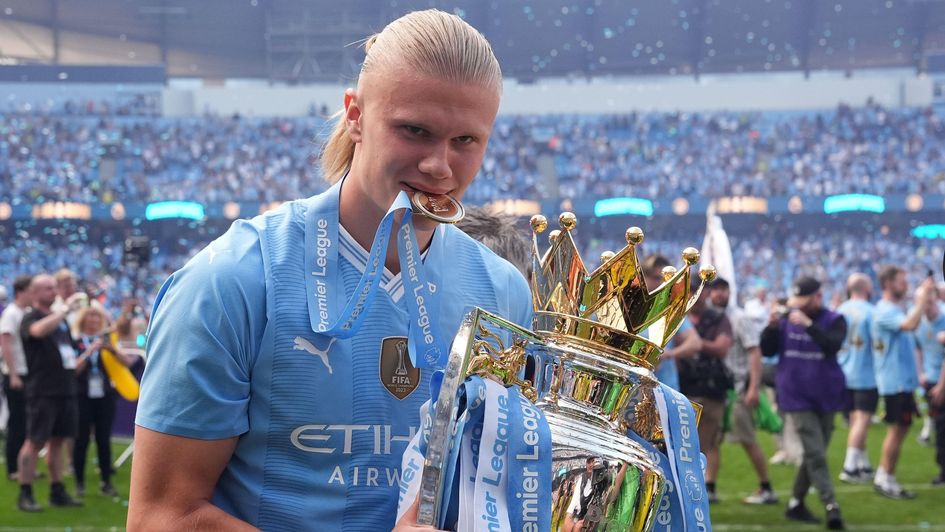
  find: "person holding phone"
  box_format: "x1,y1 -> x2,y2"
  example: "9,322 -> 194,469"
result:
73,306 -> 136,498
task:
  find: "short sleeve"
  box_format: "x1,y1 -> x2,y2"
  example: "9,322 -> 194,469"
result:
737,313 -> 760,350
0,307 -> 16,335
135,220 -> 267,440
19,312 -> 39,340
873,304 -> 904,334
506,267 -> 534,330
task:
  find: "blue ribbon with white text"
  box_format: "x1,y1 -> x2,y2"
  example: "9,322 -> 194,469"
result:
305,181 -> 447,368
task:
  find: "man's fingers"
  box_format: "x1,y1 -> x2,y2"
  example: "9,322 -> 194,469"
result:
399,496 -> 420,524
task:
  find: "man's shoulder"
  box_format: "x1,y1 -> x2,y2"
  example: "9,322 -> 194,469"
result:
0,303 -> 23,324
442,225 -> 528,286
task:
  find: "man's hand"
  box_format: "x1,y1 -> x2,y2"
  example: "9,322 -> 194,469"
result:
768,306 -> 782,327
744,386 -> 760,409
931,383 -> 945,407
65,292 -> 87,312
788,310 -> 812,328
920,374 -> 929,390
51,299 -> 70,316
937,331 -> 945,346
9,374 -> 23,390
393,497 -> 445,532
915,278 -> 935,306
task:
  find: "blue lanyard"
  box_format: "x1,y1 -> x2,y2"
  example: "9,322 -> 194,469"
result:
304,181 -> 448,369
82,336 -> 100,376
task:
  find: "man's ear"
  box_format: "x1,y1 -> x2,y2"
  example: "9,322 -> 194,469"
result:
344,88 -> 362,143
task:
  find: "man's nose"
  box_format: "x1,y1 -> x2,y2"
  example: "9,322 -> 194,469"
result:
418,142 -> 453,181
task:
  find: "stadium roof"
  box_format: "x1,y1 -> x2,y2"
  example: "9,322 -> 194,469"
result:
2,0 -> 945,82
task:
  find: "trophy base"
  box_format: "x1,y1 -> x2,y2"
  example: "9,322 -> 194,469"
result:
545,410 -> 665,532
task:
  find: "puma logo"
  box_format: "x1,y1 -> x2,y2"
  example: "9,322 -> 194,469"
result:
293,336 -> 336,374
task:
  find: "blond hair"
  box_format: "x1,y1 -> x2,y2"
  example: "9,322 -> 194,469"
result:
320,9 -> 502,183
74,305 -> 111,338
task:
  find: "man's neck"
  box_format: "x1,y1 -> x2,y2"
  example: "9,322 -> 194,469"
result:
850,294 -> 868,302
882,292 -> 901,305
35,303 -> 51,314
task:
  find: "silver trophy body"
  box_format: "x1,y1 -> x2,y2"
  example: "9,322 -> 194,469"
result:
415,215 -> 713,531
416,309 -> 665,531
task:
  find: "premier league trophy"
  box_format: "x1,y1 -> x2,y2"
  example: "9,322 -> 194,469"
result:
409,212 -> 715,531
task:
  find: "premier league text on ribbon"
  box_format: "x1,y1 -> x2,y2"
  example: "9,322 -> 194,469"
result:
400,223 -> 435,348
311,217 -> 331,331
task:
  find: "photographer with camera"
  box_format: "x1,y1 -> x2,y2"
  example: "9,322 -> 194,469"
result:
761,276 -> 847,530
678,279 -> 733,504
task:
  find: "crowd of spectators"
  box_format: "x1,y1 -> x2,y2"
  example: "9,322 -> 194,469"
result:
4,100 -> 945,206
0,226 -> 940,321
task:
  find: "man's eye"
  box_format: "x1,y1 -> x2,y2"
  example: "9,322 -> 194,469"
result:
403,125 -> 426,136
454,136 -> 476,145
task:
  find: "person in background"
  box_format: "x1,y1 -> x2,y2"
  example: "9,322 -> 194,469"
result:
16,274 -> 85,512
642,254 -> 702,391
678,279 -> 733,504
455,206 -> 531,277
761,276 -> 846,530
72,305 -> 136,498
1,275 -> 32,481
914,286 -> 945,486
836,273 -> 878,483
709,278 -> 776,505
871,266 -> 935,499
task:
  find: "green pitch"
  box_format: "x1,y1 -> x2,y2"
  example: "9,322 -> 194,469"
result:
0,423 -> 943,531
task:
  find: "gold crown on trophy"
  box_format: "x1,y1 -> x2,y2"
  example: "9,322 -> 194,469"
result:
529,212 -> 716,368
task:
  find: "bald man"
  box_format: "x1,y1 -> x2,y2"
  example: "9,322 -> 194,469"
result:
16,274 -> 85,511
836,273 -> 877,483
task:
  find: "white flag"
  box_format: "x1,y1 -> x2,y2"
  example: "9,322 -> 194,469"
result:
700,203 -> 736,304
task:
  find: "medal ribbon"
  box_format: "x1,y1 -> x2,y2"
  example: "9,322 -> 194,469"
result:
305,181 -> 447,368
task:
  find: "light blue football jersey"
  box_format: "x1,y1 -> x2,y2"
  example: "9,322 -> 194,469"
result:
136,191 -> 533,530
653,318 -> 692,391
871,299 -> 919,395
916,313 -> 945,385
836,299 -> 875,390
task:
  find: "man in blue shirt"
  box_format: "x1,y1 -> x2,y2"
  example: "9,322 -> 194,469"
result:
871,265 -> 935,499
127,10 -> 532,531
642,254 -> 701,391
915,289 -> 945,485
836,273 -> 877,483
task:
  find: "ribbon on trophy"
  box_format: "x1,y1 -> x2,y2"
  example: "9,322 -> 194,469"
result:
398,376 -> 553,531
304,180 -> 448,368
627,383 -> 711,532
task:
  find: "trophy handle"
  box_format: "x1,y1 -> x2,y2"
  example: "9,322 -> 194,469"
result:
415,308 -> 542,527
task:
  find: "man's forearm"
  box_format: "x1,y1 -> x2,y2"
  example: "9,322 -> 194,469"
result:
747,346 -> 762,390
701,336 -> 731,358
901,304 -> 924,332
129,500 -> 259,532
1,333 -> 18,374
28,311 -> 67,338
760,325 -> 782,357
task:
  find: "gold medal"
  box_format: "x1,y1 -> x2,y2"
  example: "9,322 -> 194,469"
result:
410,191 -> 465,224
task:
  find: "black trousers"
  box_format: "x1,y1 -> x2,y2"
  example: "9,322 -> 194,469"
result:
2,374 -> 27,477
925,383 -> 945,475
73,394 -> 116,485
